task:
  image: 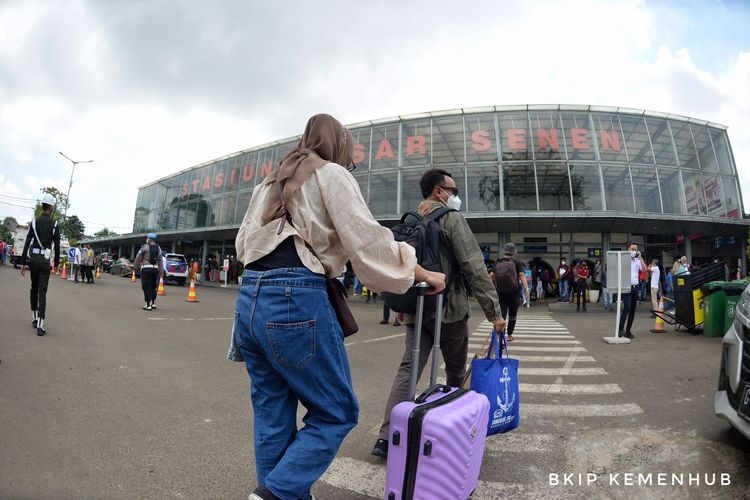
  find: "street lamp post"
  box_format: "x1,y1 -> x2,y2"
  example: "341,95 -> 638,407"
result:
59,151 -> 93,221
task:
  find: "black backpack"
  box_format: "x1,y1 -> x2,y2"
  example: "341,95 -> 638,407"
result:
148,244 -> 159,265
381,207 -> 455,314
494,259 -> 519,294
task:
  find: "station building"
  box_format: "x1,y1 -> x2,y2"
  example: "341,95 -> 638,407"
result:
87,105 -> 749,276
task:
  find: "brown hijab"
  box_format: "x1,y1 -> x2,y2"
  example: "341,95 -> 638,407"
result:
261,113 -> 355,228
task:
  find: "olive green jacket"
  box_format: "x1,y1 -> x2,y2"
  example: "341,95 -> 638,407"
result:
406,200 -> 502,325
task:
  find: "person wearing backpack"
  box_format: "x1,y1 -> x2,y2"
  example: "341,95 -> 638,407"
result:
372,168 -> 505,459
133,233 -> 164,311
490,243 -> 527,341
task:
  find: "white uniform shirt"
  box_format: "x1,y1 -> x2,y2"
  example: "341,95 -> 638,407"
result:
650,266 -> 660,289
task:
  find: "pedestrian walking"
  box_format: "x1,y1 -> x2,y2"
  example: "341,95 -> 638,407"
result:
491,242 -> 527,341
0,238 -> 6,266
20,192 -> 60,335
557,258 -> 570,302
228,114 -> 445,500
617,244 -> 647,339
575,260 -> 590,312
70,244 -> 81,282
649,259 -> 661,317
133,233 -> 163,311
373,167 -> 504,460
380,302 -> 401,326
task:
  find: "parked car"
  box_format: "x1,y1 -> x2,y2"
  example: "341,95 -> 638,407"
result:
110,258 -> 137,277
163,253 -> 188,286
97,252 -> 114,272
715,282 -> 750,440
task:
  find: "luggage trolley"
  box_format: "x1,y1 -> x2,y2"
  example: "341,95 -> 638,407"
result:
654,262 -> 726,332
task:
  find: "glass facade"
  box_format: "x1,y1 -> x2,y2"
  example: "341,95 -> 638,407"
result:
133,106 -> 743,233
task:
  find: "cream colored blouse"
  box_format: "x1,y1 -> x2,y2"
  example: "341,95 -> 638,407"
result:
235,162 -> 417,294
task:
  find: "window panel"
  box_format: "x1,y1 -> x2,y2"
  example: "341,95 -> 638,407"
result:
223,156 -> 240,194
560,112 -> 596,161
568,162 -> 603,211
466,165 -> 500,212
351,172 -> 368,203
370,124 -> 399,169
195,197 -> 209,228
630,166 -> 661,213
722,176 -> 741,218
400,168 -> 428,213
591,113 -> 626,162
703,174 -> 724,217
351,126 -> 371,171
657,167 -> 683,214
465,113 -> 498,162
498,112 -> 532,161
218,192 -> 234,225
208,197 -> 222,226
645,117 -> 676,166
711,129 -> 733,175
401,119 -> 431,167
502,163 -> 537,210
536,162 -> 571,210
669,120 -> 699,169
368,170 -> 398,215
618,114 -> 652,164
682,170 -> 707,215
234,190 -> 252,225
529,111 -> 564,161
600,163 -> 634,211
432,116 -> 465,164
256,147 -> 277,184
276,140 -> 297,165
691,124 -> 717,172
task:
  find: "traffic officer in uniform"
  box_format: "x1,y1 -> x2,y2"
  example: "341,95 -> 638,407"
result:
133,233 -> 163,311
20,193 -> 61,336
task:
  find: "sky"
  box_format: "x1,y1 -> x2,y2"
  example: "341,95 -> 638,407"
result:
1,0 -> 749,234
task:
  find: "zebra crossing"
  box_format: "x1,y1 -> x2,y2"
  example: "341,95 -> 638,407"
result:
320,313 -> 644,498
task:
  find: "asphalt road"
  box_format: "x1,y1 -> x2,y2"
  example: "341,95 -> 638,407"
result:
1,265 -> 749,499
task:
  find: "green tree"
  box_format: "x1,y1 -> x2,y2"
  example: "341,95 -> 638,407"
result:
34,187 -> 69,222
94,227 -> 119,238
62,215 -> 86,241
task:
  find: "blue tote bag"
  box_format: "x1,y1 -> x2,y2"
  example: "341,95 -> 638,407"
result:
469,330 -> 520,435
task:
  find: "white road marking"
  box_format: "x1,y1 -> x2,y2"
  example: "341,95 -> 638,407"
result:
506,355 -> 596,362
508,339 -> 582,344
484,433 -> 558,453
493,346 -> 588,352
519,367 -> 607,376
519,383 -> 622,394
362,333 -> 405,344
320,457 -> 526,499
523,403 -> 644,417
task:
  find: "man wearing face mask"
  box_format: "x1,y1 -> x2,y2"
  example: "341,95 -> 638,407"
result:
557,258 -> 570,303
617,244 -> 647,339
372,167 -> 505,459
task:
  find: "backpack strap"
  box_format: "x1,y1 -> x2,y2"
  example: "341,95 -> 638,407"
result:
424,206 -> 456,222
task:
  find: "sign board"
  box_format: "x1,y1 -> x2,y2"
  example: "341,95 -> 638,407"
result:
606,251 -> 631,294
223,259 -> 230,272
68,248 -> 76,261
587,247 -> 603,258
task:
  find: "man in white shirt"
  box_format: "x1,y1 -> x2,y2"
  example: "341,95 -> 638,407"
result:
618,243 -> 647,339
649,259 -> 661,317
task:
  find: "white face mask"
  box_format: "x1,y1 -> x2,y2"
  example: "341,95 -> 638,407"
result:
446,194 -> 462,211
630,250 -> 637,258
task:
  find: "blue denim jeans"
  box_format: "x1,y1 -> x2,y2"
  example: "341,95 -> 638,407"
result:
559,280 -> 569,301
602,287 -> 613,308
233,268 -> 359,500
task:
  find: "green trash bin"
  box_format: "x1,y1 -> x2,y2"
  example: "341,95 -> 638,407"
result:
702,281 -> 727,337
722,281 -> 747,335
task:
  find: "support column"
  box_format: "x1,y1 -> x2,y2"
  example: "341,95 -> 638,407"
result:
221,240 -> 226,258
685,237 -> 693,267
118,244 -> 122,259
497,232 -> 509,260
201,240 -> 208,266
171,241 -> 177,253
602,232 -> 611,254
568,234 -> 575,262
130,243 -> 135,260
741,238 -> 747,276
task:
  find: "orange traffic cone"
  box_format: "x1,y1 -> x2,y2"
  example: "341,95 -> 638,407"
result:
650,298 -> 667,333
185,278 -> 199,302
157,276 -> 166,296
95,267 -> 101,279
61,263 -> 67,279
131,270 -> 137,283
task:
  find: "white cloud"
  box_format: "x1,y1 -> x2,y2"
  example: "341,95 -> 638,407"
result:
0,0 -> 748,234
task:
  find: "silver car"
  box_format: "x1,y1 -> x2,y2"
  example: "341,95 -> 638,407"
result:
715,282 -> 750,439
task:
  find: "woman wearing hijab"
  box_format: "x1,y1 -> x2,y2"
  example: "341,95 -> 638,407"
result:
229,114 -> 445,500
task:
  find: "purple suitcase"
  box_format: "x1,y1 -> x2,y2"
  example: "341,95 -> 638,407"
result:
385,284 -> 490,500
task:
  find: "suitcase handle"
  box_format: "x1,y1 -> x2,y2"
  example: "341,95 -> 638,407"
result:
415,384 -> 451,404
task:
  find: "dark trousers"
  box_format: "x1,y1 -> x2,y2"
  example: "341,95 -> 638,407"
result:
378,319 -> 469,440
86,265 -> 94,282
141,268 -> 159,304
498,292 -> 520,336
618,286 -> 639,333
29,256 -> 51,319
382,303 -> 390,322
575,281 -> 588,309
